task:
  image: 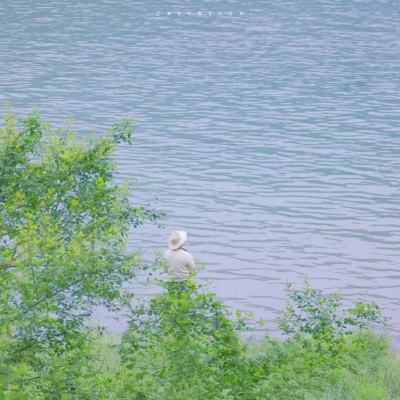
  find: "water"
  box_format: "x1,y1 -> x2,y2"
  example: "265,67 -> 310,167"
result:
1,1 -> 399,336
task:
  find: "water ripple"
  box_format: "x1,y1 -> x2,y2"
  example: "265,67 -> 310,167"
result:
1,0 -> 399,333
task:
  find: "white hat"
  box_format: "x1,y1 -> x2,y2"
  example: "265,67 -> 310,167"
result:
168,230 -> 187,250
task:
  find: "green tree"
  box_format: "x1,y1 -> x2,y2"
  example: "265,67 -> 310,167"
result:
0,109 -> 162,397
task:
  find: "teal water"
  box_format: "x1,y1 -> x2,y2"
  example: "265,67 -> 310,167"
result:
1,1 -> 399,334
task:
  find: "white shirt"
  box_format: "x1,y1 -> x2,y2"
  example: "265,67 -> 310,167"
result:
163,248 -> 196,281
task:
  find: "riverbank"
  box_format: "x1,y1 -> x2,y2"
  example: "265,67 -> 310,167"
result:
77,281 -> 400,400
88,325 -> 400,399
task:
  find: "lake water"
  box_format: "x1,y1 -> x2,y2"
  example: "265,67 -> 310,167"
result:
1,1 -> 399,336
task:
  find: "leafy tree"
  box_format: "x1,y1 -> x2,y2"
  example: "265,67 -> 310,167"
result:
0,109 -> 163,396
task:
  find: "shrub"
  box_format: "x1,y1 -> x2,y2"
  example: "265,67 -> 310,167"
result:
119,280 -> 252,400
251,282 -> 391,400
278,280 -> 388,340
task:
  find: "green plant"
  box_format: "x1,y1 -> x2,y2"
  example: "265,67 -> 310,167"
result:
278,280 -> 388,339
116,280 -> 395,400
249,281 -> 391,400
0,109 -> 163,397
119,280 -> 252,400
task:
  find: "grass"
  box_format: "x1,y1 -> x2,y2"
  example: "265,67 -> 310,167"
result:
246,330 -> 400,400
318,346 -> 400,400
88,328 -> 400,400
89,329 -> 121,374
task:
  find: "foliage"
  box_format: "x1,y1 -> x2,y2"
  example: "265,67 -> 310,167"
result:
316,339 -> 400,400
118,280 -> 251,400
278,280 -> 388,339
244,281 -> 392,400
113,280 -> 397,400
248,329 -> 399,400
0,109 -> 163,397
247,281 -> 391,399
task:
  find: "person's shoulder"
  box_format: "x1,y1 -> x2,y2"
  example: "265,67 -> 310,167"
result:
180,248 -> 194,259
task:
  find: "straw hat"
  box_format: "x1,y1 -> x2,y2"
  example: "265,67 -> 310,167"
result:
168,230 -> 187,250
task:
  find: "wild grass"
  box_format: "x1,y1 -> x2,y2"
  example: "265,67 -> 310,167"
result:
87,327 -> 400,400
246,330 -> 400,400
318,343 -> 400,400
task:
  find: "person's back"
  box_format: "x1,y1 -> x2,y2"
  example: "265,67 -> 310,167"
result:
163,231 -> 195,282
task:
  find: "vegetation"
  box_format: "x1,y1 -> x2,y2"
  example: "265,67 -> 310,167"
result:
0,110 -> 162,398
1,110 -> 399,399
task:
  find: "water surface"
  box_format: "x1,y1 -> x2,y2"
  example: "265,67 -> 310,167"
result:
1,1 -> 399,335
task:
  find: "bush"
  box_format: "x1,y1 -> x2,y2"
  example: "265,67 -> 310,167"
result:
113,279 -> 397,400
119,280 -> 252,400
278,280 -> 388,339
249,281 -> 392,399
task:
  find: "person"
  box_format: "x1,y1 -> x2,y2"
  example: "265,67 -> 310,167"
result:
163,230 -> 196,286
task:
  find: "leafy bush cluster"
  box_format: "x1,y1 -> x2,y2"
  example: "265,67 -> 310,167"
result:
278,281 -> 388,339
1,111 -> 399,399
113,280 -> 397,400
119,280 -> 250,400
